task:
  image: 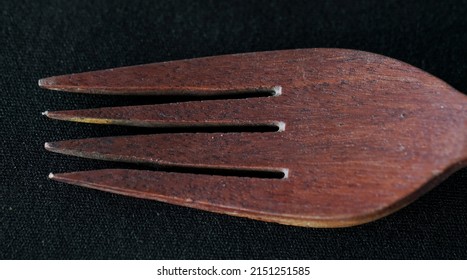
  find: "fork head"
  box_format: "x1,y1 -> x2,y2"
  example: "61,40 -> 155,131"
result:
41,49 -> 467,227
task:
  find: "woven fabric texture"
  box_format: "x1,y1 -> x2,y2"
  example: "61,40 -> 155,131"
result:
1,0 -> 466,259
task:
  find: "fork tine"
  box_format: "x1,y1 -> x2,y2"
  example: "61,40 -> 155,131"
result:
43,98 -> 284,129
48,169 -> 329,227
45,133 -> 288,173
38,53 -> 282,95
49,169 -> 387,227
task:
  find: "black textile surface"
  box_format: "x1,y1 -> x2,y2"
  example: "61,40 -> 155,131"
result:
1,0 -> 466,259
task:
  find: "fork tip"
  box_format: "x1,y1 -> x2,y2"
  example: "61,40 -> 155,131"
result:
38,78 -> 47,87
38,77 -> 57,89
44,142 -> 53,150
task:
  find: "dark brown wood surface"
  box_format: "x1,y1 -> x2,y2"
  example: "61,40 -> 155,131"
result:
40,49 -> 467,227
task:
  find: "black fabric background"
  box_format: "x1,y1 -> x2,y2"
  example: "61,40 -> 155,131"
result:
1,0 -> 466,259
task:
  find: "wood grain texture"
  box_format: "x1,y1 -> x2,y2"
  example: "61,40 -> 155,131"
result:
41,49 -> 467,227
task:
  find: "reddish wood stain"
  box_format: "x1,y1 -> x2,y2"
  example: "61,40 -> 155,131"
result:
41,49 -> 467,227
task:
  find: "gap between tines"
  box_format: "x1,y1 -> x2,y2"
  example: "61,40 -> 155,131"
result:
50,160 -> 289,179
43,86 -> 282,108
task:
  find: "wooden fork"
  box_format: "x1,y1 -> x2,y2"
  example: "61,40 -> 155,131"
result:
40,49 -> 466,228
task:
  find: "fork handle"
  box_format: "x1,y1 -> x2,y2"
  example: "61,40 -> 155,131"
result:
458,91 -> 467,164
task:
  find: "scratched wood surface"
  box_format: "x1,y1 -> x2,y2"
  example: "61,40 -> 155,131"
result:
41,49 -> 467,227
